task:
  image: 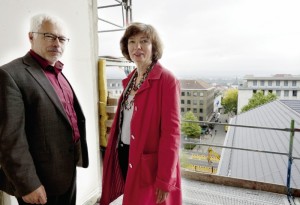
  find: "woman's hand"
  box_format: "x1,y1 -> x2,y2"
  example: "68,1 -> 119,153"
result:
155,188 -> 169,204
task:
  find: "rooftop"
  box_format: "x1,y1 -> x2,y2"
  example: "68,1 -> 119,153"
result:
219,100 -> 300,189
180,79 -> 213,90
243,74 -> 300,80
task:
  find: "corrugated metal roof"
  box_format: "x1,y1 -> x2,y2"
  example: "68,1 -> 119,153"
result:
281,100 -> 300,114
219,100 -> 300,188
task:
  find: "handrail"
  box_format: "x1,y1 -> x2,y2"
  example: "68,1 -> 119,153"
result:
181,119 -> 299,198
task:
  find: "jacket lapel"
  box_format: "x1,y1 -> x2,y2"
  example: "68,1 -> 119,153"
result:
136,62 -> 163,94
22,53 -> 69,123
122,62 -> 163,96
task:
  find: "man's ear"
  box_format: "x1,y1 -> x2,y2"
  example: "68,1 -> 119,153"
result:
28,32 -> 33,40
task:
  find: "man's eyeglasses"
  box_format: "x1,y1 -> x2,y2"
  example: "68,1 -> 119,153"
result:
31,32 -> 70,44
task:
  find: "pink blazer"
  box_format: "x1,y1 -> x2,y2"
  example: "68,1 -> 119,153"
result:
100,62 -> 182,205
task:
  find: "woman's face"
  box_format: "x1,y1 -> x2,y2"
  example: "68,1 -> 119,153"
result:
127,33 -> 152,67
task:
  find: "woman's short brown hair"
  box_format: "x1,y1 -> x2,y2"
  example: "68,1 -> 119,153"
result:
120,22 -> 163,62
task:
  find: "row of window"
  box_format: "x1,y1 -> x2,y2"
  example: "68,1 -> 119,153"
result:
181,107 -> 203,113
181,91 -> 204,97
253,90 -> 298,97
108,90 -> 122,95
252,80 -> 298,87
181,99 -> 204,105
109,82 -> 121,87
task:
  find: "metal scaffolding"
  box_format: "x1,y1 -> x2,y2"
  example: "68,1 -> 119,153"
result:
98,0 -> 132,33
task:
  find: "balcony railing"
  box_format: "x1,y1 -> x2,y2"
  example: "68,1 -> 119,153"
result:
182,119 -> 300,202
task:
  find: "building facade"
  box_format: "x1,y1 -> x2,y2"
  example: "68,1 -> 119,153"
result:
238,74 -> 300,112
180,80 -> 215,121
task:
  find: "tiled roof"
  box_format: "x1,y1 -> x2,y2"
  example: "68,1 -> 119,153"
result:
219,100 -> 300,189
180,79 -> 213,90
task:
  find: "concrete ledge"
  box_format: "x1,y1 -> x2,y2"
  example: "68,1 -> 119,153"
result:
181,169 -> 300,197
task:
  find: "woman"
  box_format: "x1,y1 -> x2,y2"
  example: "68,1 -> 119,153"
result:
100,22 -> 182,205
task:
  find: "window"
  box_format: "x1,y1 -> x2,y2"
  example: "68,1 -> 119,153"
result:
292,90 -> 297,97
268,90 -> 272,94
187,100 -> 191,104
181,108 -> 185,112
268,81 -> 272,86
181,100 -> 185,104
253,90 -> 257,94
253,80 -> 257,86
199,108 -> 203,113
260,80 -> 265,86
193,100 -> 197,105
199,100 -> 204,105
181,91 -> 185,96
284,80 -> 288,86
284,90 -> 289,97
193,108 -> 197,113
187,108 -> 191,111
292,81 -> 297,86
276,90 -> 281,96
193,91 -> 198,96
187,91 -> 191,96
276,80 -> 280,86
199,92 -> 204,97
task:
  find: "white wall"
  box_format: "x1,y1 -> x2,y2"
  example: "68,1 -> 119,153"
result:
237,90 -> 253,113
0,1 -> 100,205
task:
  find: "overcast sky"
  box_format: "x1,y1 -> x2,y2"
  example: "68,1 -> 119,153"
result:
98,0 -> 300,79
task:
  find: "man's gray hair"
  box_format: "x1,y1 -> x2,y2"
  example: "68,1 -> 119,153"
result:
30,13 -> 65,33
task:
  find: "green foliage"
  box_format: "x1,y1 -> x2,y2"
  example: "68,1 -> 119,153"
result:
181,111 -> 201,138
180,151 -> 189,168
183,144 -> 196,150
241,90 -> 277,112
221,88 -> 238,115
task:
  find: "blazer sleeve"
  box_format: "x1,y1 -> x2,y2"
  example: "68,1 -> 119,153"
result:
155,72 -> 181,191
0,68 -> 41,196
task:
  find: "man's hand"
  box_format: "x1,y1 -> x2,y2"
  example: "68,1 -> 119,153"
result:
22,185 -> 47,204
156,188 -> 169,204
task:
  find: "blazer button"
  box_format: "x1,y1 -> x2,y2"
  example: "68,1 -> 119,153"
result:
129,163 -> 133,168
131,135 -> 135,140
135,106 -> 138,111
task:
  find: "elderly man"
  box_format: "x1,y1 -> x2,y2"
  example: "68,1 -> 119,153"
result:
0,14 -> 89,205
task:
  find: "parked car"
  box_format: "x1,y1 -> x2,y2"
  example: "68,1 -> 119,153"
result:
201,125 -> 209,135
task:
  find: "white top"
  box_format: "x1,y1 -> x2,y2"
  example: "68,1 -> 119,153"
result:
121,95 -> 134,145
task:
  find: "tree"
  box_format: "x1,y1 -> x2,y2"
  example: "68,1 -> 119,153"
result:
241,90 -> 277,113
181,111 -> 201,139
221,88 -> 238,115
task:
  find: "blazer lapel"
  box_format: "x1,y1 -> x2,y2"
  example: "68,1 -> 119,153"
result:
136,62 -> 162,94
23,53 -> 69,123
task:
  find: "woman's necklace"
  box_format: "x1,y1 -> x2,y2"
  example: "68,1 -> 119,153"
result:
123,63 -> 153,110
